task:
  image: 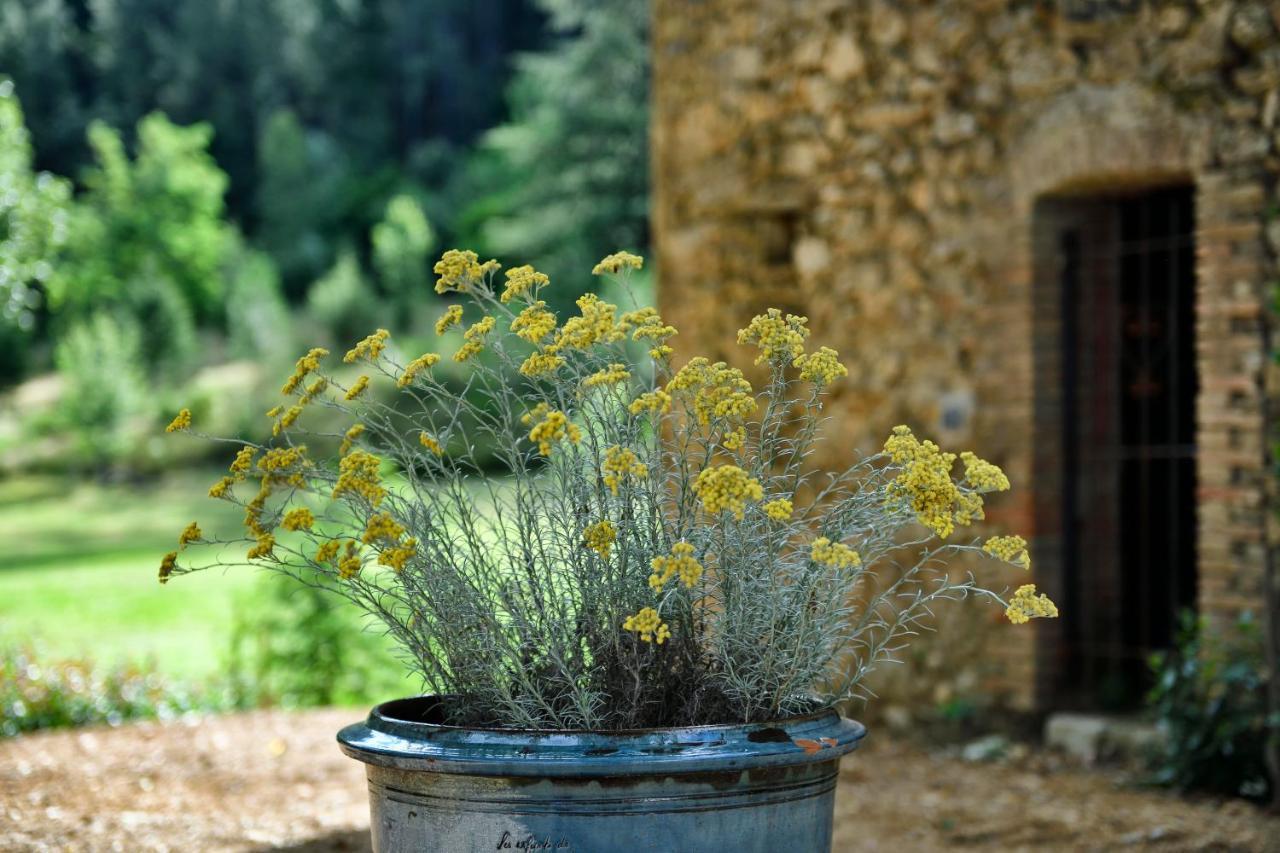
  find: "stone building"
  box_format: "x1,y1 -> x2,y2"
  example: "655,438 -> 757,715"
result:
652,0 -> 1279,710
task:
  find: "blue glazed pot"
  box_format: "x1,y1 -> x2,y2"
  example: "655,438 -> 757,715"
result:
338,696 -> 866,853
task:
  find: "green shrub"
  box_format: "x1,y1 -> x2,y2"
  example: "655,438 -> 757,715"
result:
1146,611 -> 1276,801
306,248 -> 386,345
226,247 -> 294,362
0,644 -> 225,737
372,193 -> 435,315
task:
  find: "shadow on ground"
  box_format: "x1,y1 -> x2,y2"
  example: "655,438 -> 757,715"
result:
256,830 -> 372,852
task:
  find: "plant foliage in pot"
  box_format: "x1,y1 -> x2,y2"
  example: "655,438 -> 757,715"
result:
160,250 -> 1058,852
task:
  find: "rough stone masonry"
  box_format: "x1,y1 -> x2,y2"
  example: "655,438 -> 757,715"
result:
652,0 -> 1279,710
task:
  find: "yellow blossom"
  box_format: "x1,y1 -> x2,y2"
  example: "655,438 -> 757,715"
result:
984,535 -> 1030,569
546,294 -> 623,352
257,445 -> 308,475
811,537 -> 860,569
165,408 -> 192,433
618,307 -> 676,344
282,348 -> 328,394
628,389 -> 672,416
158,551 -> 178,584
344,329 -> 390,364
510,301 -> 557,343
435,304 -> 464,335
649,541 -> 702,590
763,499 -> 793,521
247,532 -> 275,560
582,520 -> 617,559
229,446 -> 257,479
337,541 -> 362,579
209,476 -> 234,499
434,249 -> 499,293
667,358 -> 756,426
454,316 -> 495,362
794,346 -> 847,385
737,309 -> 809,365
419,432 -> 445,456
340,423 -> 365,456
623,606 -> 670,644
345,375 -> 370,400
500,264 -> 549,303
1005,584 -> 1058,624
961,451 -> 1010,493
649,345 -> 673,360
282,507 -> 315,531
333,450 -> 386,506
884,426 -> 963,538
583,363 -> 630,389
526,407 -> 581,456
519,350 -> 565,377
398,353 -> 440,388
722,426 -> 746,451
266,405 -> 283,419
379,537 -> 417,572
363,512 -> 406,545
178,522 -> 202,549
592,251 -> 644,275
692,464 -> 763,520
274,404 -> 303,436
602,445 -> 648,494
314,540 -> 342,563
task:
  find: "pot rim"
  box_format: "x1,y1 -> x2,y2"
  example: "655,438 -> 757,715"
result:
337,695 -> 867,778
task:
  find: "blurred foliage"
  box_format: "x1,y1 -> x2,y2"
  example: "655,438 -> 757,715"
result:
373,193 -> 436,315
472,0 -> 649,309
0,79 -> 70,370
225,243 -> 295,363
1145,610 -> 1277,801
47,113 -> 234,331
0,643 -> 235,738
307,248 -> 384,346
228,566 -> 414,709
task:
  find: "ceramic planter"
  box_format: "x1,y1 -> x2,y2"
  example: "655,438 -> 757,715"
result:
338,696 -> 866,853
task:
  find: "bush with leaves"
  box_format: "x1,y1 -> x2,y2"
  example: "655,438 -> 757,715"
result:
1146,611 -> 1276,801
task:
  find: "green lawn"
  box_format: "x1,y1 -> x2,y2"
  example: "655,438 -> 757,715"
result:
1,467 -> 283,680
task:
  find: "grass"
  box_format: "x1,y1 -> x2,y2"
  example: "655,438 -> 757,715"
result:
1,466 -> 284,680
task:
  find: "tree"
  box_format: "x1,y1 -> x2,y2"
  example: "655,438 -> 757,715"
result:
372,193 -> 435,310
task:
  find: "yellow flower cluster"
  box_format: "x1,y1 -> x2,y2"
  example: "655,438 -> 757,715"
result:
884,426 -> 965,538
282,348 -> 328,395
547,294 -> 623,352
721,426 -> 746,451
337,541 -> 362,579
510,301 -> 557,344
763,498 -> 793,521
602,445 -> 648,495
434,249 -> 499,293
345,375 -> 370,401
379,538 -> 417,572
737,309 -> 809,365
984,535 -> 1030,569
333,450 -> 386,506
435,304 -> 463,335
345,329 -> 390,364
419,432 -> 445,456
500,264 -> 549,303
247,532 -> 275,560
398,353 -> 440,388
314,540 -> 342,563
258,445 -> 308,476
649,542 -> 702,590
668,358 -> 756,426
158,551 -> 178,584
281,507 -> 315,531
623,606 -> 670,644
362,512 -> 406,545
454,316 -> 495,362
583,363 -> 630,389
961,452 -> 1010,493
794,346 -> 848,385
582,520 -> 617,559
166,409 -> 191,433
209,476 -> 234,499
520,351 -> 565,377
628,389 -> 672,417
618,307 -> 677,359
229,446 -> 257,478
1005,584 -> 1058,624
811,537 -> 860,569
592,251 -> 644,275
340,423 -> 365,456
273,375 -> 326,435
524,404 -> 581,456
692,464 -> 763,520
178,522 -> 202,548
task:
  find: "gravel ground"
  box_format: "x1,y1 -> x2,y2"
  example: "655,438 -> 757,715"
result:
1,709 -> 1276,852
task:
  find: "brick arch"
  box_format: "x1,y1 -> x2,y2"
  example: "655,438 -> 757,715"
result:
1008,83 -> 1209,214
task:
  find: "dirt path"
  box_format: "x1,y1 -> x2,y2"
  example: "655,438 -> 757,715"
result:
1,709 -> 1275,851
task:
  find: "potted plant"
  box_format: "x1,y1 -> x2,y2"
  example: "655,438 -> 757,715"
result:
159,249 -> 1057,852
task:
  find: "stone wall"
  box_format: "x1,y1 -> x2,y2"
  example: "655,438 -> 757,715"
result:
652,0 -> 1279,709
